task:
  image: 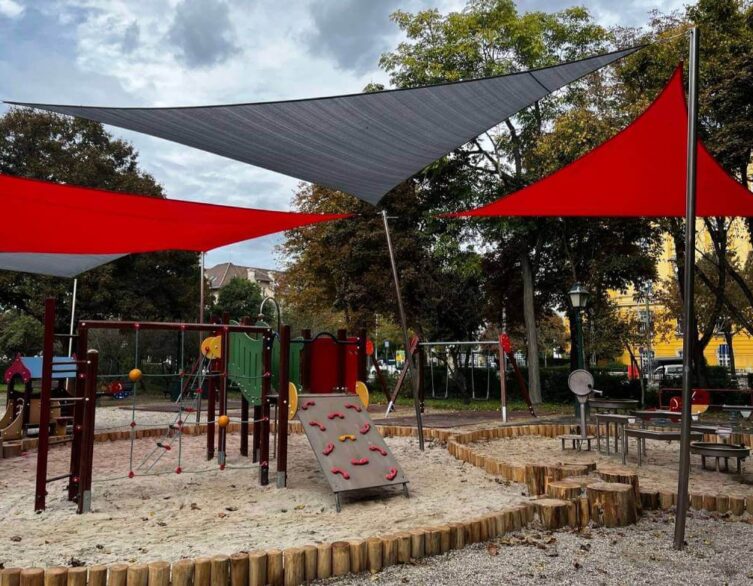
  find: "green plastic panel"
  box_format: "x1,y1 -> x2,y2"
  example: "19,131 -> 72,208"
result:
228,333 -> 302,405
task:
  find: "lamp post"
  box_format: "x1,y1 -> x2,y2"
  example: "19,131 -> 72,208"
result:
569,282 -> 590,417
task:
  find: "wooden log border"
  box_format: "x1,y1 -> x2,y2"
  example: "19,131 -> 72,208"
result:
4,422 -> 751,583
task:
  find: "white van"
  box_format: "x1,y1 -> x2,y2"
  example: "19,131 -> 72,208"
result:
653,364 -> 683,380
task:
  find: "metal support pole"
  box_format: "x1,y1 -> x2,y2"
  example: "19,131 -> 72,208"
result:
199,252 -> 205,323
277,325 -> 290,488
68,278 -> 78,357
674,26 -> 700,551
574,309 -> 585,418
381,210 -> 424,450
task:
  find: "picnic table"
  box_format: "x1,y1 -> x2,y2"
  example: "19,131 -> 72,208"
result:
595,413 -> 636,455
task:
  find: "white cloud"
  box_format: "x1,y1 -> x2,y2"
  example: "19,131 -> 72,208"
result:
0,0 -> 24,18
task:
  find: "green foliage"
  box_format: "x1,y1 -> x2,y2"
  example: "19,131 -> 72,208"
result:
0,109 -> 201,331
212,277 -> 265,322
0,311 -> 44,358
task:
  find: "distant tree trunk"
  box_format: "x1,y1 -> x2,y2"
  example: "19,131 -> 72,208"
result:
520,251 -> 542,404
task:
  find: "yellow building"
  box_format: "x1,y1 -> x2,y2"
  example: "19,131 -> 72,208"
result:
614,218 -> 753,373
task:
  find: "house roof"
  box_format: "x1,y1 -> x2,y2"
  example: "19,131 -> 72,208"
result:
206,262 -> 281,289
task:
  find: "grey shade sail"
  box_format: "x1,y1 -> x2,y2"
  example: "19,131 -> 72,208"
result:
8,48 -> 639,205
0,253 -> 124,278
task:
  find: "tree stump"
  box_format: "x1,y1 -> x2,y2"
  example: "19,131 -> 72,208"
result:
230,553 -> 249,586
546,479 -> 582,500
315,544 -> 331,580
210,556 -> 229,586
147,562 -> 170,586
193,558 -> 211,586
525,464 -> 547,496
66,568 -> 87,586
534,499 -> 571,530
729,495 -> 746,516
302,544 -> 317,582
283,548 -> 304,586
248,552 -> 267,586
126,564 -> 147,586
382,535 -> 398,567
0,568 -> 21,586
266,549 -> 283,586
348,540 -> 367,574
331,542 -> 350,577
396,532 -> 412,563
586,482 -> 638,527
171,560 -> 194,586
598,466 -> 641,512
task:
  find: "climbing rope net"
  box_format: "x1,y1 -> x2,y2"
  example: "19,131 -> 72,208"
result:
90,328 -> 272,484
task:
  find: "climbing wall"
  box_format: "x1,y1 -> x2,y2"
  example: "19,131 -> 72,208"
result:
297,394 -> 408,501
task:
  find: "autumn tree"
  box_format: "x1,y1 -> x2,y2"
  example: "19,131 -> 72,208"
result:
0,109 -> 201,340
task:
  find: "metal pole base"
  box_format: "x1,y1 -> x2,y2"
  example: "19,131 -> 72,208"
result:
276,471 -> 287,489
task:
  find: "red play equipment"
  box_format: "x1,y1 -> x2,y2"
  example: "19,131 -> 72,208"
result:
32,300 -> 372,514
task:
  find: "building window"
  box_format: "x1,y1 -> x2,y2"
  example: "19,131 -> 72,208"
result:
717,344 -> 731,367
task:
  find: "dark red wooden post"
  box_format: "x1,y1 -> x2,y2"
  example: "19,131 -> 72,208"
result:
337,328 -> 347,392
34,298 -> 56,512
276,325 -> 290,487
259,329 -> 273,485
77,349 -> 99,513
68,324 -> 88,502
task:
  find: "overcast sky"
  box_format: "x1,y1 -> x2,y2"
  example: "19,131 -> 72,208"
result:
0,0 -> 688,270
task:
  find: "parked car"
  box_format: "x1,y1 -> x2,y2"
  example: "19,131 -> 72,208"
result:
653,364 -> 683,381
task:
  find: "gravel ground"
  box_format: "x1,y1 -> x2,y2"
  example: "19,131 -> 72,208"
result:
320,512 -> 753,586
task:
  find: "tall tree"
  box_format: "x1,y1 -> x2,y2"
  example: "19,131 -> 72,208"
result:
616,0 -> 753,382
0,109 -> 201,337
380,0 -> 659,401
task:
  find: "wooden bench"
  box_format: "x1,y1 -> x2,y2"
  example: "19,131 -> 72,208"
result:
558,433 -> 595,452
623,428 -> 702,465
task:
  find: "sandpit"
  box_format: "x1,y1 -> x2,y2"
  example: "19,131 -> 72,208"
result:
471,435 -> 753,498
0,431 -> 526,568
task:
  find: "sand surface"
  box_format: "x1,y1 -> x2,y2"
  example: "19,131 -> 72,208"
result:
472,435 -> 753,497
0,431 -> 526,567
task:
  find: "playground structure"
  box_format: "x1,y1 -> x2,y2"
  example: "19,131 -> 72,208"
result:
385,336 -> 536,421
1,355 -> 78,446
30,298 -> 408,514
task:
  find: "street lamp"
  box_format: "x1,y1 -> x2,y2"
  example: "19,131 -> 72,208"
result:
569,282 -> 590,417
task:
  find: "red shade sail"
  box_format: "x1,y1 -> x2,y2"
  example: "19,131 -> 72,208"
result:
0,173 -> 348,276
450,66 -> 753,218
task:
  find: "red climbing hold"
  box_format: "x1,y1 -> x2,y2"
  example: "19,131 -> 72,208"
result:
351,457 -> 369,466
128,470 -> 135,479
220,463 -> 226,471
301,400 -> 316,410
175,467 -> 182,474
130,421 -> 136,428
309,421 -> 326,431
369,445 -> 388,456
327,411 -> 345,420
331,467 -> 350,479
344,402 -> 362,412
323,442 -> 335,456
386,468 -> 398,481
359,423 -> 370,434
